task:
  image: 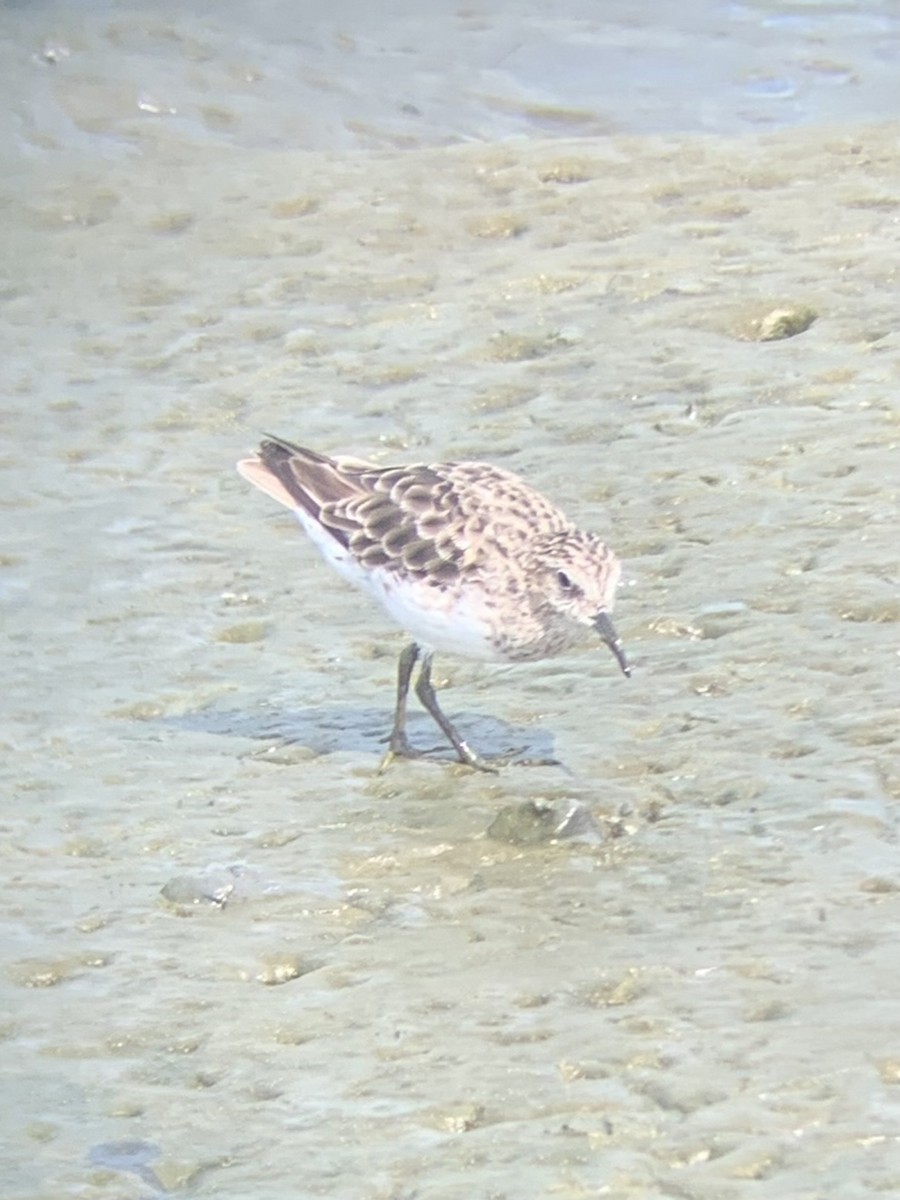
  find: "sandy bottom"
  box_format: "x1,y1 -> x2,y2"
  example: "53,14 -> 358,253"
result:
2,32 -> 900,1197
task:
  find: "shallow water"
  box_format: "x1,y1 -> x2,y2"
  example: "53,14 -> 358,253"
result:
2,2 -> 900,1197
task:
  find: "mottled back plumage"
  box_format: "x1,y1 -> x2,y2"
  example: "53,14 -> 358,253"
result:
254,437 -> 572,586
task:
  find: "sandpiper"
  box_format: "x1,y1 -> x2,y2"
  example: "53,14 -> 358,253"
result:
237,436 -> 630,771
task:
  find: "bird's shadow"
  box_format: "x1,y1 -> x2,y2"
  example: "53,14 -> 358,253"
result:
165,702 -> 558,766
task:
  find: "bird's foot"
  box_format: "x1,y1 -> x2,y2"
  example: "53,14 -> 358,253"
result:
452,740 -> 500,774
378,733 -> 499,775
377,731 -> 426,774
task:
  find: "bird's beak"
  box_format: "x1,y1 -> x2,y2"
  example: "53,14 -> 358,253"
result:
594,611 -> 631,677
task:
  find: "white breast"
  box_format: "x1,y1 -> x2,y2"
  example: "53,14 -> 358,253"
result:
291,508 -> 504,661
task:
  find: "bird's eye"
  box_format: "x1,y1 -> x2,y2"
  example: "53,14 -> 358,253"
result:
557,570 -> 573,591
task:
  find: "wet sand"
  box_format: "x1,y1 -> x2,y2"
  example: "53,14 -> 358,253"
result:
2,10 -> 900,1199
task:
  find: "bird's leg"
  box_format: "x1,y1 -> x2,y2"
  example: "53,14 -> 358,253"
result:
414,653 -> 498,774
379,642 -> 424,770
379,644 -> 499,773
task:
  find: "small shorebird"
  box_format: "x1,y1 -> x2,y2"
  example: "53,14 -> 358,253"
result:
237,436 -> 630,771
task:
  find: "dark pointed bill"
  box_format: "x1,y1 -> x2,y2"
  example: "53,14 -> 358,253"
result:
594,611 -> 631,677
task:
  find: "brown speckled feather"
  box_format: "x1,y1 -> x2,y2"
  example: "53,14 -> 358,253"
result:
256,435 -> 572,587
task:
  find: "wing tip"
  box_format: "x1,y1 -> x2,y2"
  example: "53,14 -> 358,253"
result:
236,454 -> 302,510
